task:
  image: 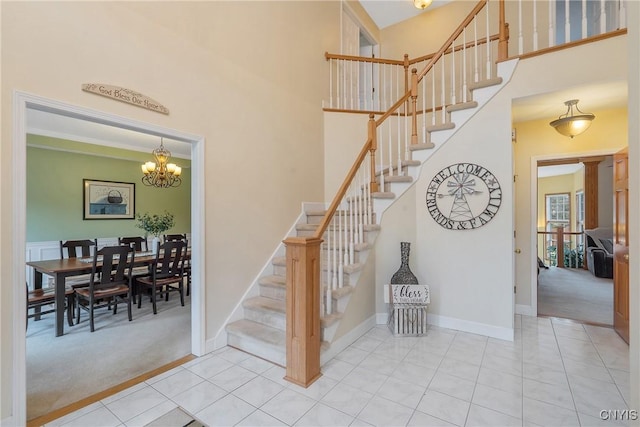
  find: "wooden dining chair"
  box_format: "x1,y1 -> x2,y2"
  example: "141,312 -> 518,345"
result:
135,240 -> 187,314
118,236 -> 149,252
163,234 -> 191,296
59,239 -> 97,259
74,245 -> 135,332
26,283 -> 74,330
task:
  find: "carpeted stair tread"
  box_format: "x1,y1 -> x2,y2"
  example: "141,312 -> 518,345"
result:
226,319 -> 285,346
468,76 -> 503,91
259,275 -> 286,287
371,192 -> 395,199
446,100 -> 478,113
409,142 -> 436,151
384,175 -> 413,183
244,296 -> 286,313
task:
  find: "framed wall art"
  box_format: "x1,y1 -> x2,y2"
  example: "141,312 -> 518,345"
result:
83,179 -> 135,220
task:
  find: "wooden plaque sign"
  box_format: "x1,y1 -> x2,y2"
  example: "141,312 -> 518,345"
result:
390,284 -> 430,304
82,83 -> 169,115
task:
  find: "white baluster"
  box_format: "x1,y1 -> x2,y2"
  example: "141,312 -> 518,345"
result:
582,0 -> 588,38
400,109 -> 405,173
326,228 -> 332,315
463,26 -> 468,103
600,0 -> 607,34
533,0 -> 539,51
379,124 -> 385,191
485,0 -> 491,78
518,0 -> 523,54
441,57 -> 446,123
451,41 -> 456,105
565,0 -> 571,43
329,59 -> 334,109
422,68 -> 426,144
619,0 -> 627,29
474,17 -> 479,82
549,0 -> 555,48
431,69 -> 436,127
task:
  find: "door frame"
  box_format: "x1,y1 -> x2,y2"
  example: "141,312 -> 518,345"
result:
11,91 -> 206,425
529,148 -> 618,316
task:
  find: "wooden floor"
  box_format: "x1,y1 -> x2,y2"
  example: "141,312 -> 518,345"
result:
27,355 -> 196,427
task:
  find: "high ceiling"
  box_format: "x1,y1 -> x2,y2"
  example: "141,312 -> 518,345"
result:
26,1 -> 627,153
358,0 -> 451,29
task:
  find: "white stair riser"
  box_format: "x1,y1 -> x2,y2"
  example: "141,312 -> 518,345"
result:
227,333 -> 286,366
244,305 -> 286,331
259,283 -> 286,300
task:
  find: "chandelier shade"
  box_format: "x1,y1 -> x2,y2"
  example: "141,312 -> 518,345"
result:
141,138 -> 182,188
549,99 -> 595,138
414,0 -> 433,9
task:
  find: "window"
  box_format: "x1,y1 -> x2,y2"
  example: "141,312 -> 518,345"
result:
545,193 -> 571,265
555,0 -> 620,44
576,191 -> 585,247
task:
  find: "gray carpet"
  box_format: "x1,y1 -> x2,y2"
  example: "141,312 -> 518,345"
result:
27,293 -> 191,421
537,267 -> 613,325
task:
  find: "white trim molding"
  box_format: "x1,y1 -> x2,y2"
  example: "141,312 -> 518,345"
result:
12,91 -> 206,425
321,315 -> 377,365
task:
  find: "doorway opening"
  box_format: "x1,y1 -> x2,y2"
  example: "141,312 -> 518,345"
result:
12,92 -> 205,426
535,156 -> 614,326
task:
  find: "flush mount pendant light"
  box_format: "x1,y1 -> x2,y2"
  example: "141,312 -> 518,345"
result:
414,0 -> 433,9
141,138 -> 182,188
549,99 -> 595,138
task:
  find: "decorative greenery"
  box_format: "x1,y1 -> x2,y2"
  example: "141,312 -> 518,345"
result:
135,211 -> 175,237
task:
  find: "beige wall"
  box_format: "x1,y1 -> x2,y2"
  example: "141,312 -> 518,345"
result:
1,1 -> 340,420
380,1 -> 475,59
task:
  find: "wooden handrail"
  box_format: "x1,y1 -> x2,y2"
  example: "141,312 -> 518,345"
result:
537,231 -> 584,236
325,51 -> 404,66
313,134 -> 375,240
418,0 -> 488,82
325,34 -> 498,68
409,33 -> 499,64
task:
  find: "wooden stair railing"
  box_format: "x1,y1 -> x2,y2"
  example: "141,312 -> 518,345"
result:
284,0 -> 507,387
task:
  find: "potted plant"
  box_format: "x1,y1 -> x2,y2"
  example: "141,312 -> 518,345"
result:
135,211 -> 175,253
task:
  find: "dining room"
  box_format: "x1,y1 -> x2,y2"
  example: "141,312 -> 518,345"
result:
24,121 -> 194,422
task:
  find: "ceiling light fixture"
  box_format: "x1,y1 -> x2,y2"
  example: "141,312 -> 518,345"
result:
141,138 -> 182,188
414,0 -> 433,10
549,99 -> 595,138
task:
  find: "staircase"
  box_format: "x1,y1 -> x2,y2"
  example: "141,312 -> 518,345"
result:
225,58 -> 517,366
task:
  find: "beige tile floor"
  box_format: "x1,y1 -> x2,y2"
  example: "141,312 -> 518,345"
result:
45,315 -> 631,427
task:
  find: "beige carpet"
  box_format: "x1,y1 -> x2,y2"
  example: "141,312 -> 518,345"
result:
27,293 -> 191,421
537,267 -> 613,325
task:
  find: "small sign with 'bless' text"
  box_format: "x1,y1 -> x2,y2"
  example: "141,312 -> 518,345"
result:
390,284 -> 430,304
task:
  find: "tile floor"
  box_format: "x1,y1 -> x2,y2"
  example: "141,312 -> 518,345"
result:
45,315 -> 631,427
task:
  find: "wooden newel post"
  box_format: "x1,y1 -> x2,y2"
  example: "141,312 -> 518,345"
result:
283,236 -> 322,388
368,113 -> 379,192
411,68 -> 418,145
498,0 -> 509,61
403,54 -> 410,93
556,226 -> 565,268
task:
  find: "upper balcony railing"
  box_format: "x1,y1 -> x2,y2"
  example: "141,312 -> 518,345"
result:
324,0 -> 627,114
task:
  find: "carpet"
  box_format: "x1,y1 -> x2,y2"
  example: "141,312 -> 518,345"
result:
537,267 -> 613,325
27,293 -> 191,421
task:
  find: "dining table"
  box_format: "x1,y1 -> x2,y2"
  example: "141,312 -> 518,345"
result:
27,249 -> 189,337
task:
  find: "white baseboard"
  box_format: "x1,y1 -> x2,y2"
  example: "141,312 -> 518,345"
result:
321,315 -> 377,365
205,331 -> 228,354
516,304 -> 536,316
376,311 -> 514,342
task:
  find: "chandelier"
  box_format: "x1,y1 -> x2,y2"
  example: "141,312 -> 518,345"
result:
549,99 -> 595,138
141,138 -> 182,188
414,0 -> 433,9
